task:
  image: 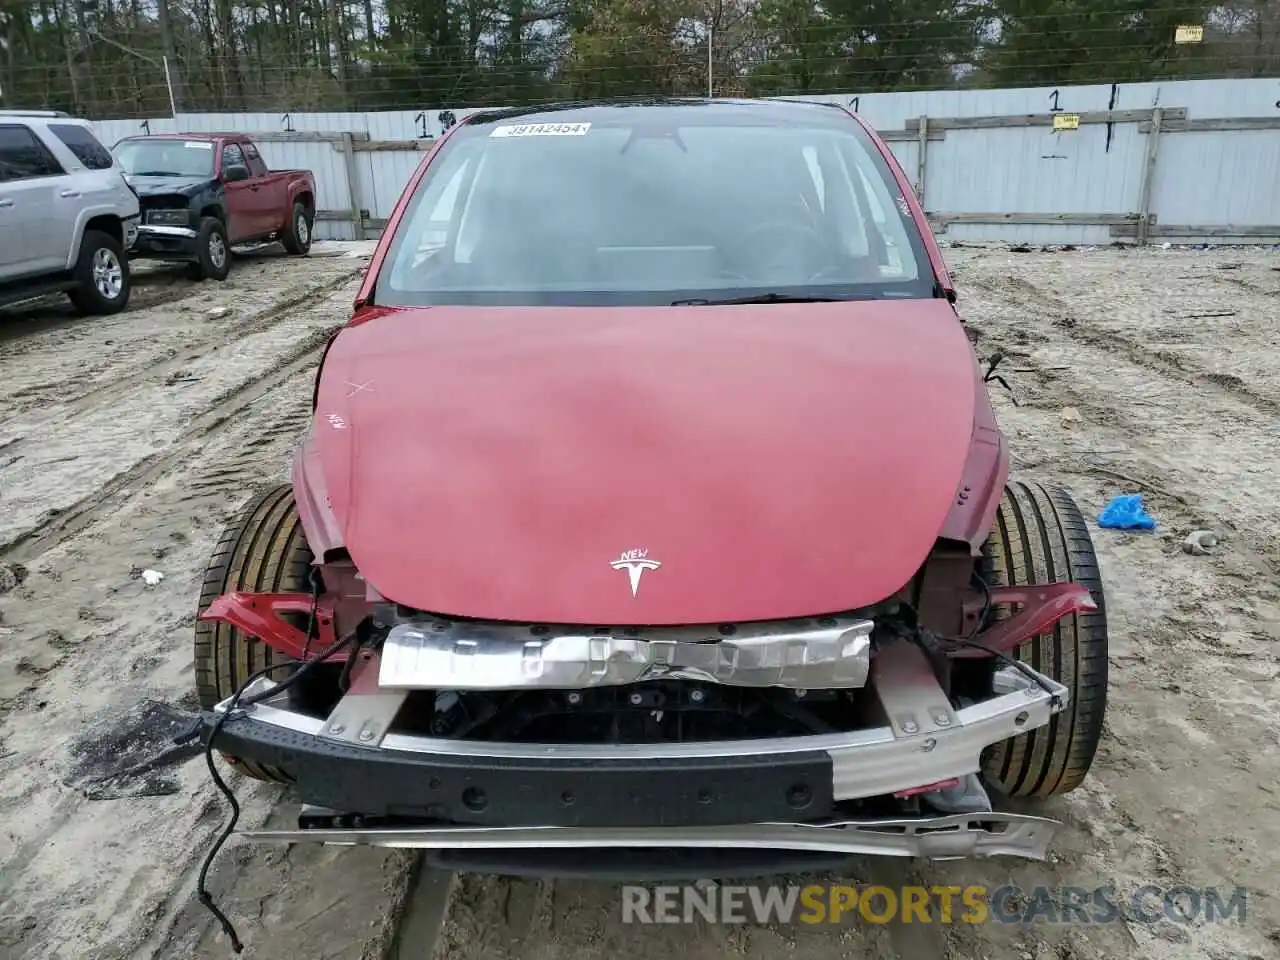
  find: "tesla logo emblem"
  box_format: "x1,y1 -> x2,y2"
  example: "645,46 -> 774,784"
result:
611,548 -> 660,597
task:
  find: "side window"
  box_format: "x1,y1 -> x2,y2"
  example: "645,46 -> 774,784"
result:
222,143 -> 246,171
243,141 -> 268,177
0,124 -> 65,182
48,123 -> 114,170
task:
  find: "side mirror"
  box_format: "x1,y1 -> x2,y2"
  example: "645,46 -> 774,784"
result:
223,163 -> 250,182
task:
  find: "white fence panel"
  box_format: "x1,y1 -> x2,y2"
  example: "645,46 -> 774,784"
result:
89,77 -> 1280,246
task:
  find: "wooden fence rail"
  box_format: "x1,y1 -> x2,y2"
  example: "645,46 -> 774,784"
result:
254,104 -> 1280,245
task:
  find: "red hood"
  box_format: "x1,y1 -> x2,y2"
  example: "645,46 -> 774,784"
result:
312,300 -> 979,624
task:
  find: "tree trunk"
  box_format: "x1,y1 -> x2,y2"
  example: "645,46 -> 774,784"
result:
328,0 -> 347,106
52,0 -> 82,114
156,0 -> 182,110
71,0 -> 99,114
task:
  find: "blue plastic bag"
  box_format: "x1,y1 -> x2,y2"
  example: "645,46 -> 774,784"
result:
1097,494 -> 1156,530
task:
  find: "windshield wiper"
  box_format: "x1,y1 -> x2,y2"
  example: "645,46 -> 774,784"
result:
131,170 -> 184,177
671,293 -> 849,306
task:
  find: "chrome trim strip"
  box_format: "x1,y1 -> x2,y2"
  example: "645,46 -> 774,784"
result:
216,659 -> 1066,804
378,618 -> 874,691
137,224 -> 197,238
239,813 -> 1060,861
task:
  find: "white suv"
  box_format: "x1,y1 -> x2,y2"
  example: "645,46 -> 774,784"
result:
0,111 -> 141,314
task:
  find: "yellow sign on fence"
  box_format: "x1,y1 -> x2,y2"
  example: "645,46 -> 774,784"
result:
1053,113 -> 1081,131
1175,24 -> 1204,43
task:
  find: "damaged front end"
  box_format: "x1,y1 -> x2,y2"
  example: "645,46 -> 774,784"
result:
197,562 -> 1093,875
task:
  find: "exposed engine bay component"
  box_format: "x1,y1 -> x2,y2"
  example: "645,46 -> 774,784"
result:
377,615 -> 875,690
421,681 -> 848,743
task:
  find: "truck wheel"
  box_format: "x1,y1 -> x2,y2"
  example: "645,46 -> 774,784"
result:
979,480 -> 1109,799
281,201 -> 313,256
67,230 -> 131,315
186,217 -> 232,282
194,484 -> 313,783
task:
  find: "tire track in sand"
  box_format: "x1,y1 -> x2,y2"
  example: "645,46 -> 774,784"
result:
0,264 -> 362,432
0,328 -> 333,564
960,260 -> 1280,418
0,365 -> 407,960
0,270 -> 364,558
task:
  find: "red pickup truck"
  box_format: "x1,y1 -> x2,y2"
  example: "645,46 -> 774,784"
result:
112,132 -> 317,281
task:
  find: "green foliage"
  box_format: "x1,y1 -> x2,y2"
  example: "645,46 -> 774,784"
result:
562,0 -> 703,97
981,0 -> 1222,86
744,0 -> 844,94
0,0 -> 1267,118
824,0 -> 980,91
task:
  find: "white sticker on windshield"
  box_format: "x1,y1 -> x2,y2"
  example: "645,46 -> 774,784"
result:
490,122 -> 591,138
184,141 -> 214,149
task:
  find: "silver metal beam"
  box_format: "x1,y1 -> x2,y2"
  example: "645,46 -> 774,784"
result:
216,642 -> 1066,805
318,652 -> 409,748
239,812 -> 1059,861
377,616 -> 874,691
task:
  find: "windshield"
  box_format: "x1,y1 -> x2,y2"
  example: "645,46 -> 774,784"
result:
113,138 -> 215,177
375,103 -> 936,307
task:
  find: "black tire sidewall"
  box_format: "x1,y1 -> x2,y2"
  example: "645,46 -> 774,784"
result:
195,483 -> 314,707
979,479 -> 1109,799
70,229 -> 131,314
192,485 -> 312,784
285,201 -> 312,255
194,217 -> 232,281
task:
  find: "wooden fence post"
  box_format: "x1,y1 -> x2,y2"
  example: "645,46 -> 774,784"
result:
340,132 -> 365,239
1136,106 -> 1164,246
915,115 -> 929,203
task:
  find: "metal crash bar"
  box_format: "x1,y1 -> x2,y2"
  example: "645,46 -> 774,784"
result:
377,615 -> 876,691
215,640 -> 1068,805
240,812 -> 1060,861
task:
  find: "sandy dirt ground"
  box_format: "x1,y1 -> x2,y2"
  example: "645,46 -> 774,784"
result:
1,243 -> 1278,960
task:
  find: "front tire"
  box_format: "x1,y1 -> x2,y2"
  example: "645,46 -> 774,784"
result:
186,217 -> 232,282
281,201 -> 313,256
979,480 -> 1109,799
194,485 -> 313,783
68,230 -> 131,315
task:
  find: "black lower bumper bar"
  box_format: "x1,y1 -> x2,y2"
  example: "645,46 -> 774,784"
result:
204,639 -> 1066,866
207,709 -> 836,828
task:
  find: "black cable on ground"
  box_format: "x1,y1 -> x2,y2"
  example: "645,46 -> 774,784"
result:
189,584 -> 356,953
